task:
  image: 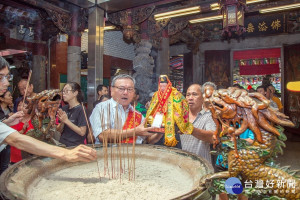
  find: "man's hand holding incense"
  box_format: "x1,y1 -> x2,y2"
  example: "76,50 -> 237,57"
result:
3,111 -> 24,126
62,144 -> 97,162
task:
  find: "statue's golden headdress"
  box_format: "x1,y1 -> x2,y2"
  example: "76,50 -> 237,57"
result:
159,75 -> 169,83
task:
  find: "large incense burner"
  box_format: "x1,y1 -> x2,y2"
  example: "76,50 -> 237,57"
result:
0,145 -> 213,200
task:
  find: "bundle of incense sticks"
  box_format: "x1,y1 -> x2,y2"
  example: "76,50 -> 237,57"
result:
99,102 -> 136,181
22,70 -> 32,107
81,103 -> 101,181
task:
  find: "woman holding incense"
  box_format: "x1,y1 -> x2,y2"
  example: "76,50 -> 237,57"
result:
57,82 -> 87,147
10,99 -> 34,164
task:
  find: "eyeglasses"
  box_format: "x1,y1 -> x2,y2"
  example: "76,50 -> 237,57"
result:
113,86 -> 135,93
0,74 -> 11,82
62,89 -> 73,94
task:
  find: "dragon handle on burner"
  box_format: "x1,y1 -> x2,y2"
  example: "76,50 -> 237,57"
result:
199,87 -> 299,199
25,89 -> 62,145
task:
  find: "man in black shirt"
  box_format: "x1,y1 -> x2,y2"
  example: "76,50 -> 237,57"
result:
93,85 -> 109,108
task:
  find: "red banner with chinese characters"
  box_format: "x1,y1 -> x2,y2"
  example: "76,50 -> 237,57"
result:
233,48 -> 281,60
239,64 -> 280,75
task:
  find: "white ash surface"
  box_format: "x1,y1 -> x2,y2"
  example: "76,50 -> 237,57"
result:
28,158 -> 194,200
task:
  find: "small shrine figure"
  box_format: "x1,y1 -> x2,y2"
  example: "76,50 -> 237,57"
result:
145,75 -> 193,147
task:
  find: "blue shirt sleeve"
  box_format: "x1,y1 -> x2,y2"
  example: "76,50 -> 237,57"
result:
240,129 -> 254,140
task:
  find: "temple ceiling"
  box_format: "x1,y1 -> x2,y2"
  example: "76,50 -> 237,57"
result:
0,0 -> 300,51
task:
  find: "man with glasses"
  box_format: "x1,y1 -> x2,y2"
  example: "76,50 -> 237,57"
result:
90,74 -> 154,144
0,56 -> 96,163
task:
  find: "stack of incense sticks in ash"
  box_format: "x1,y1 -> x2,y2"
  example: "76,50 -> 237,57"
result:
83,102 -> 137,182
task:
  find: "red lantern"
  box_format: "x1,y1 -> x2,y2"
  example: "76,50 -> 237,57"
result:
220,0 -> 246,38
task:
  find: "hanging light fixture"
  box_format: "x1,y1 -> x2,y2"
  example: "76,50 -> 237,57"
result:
210,0 -> 265,11
259,3 -> 300,14
246,0 -> 268,4
154,6 -> 201,20
189,15 -> 223,24
84,26 -> 116,32
210,3 -> 220,10
220,0 -> 246,38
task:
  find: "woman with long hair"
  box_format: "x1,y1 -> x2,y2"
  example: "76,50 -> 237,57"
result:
57,82 -> 87,147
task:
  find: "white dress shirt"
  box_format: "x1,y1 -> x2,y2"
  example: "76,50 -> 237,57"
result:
89,98 -> 144,144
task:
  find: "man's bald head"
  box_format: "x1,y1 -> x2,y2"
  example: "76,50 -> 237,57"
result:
188,84 -> 201,92
186,84 -> 203,112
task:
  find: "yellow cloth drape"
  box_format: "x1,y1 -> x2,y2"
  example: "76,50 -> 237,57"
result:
146,87 -> 193,147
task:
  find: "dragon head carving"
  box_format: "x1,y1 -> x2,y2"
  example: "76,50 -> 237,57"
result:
204,87 -> 294,147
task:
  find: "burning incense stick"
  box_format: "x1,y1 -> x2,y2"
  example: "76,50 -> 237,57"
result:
22,70 -> 32,107
81,103 -> 101,181
100,108 -> 108,177
129,102 -> 136,181
11,86 -> 16,96
133,103 -> 136,180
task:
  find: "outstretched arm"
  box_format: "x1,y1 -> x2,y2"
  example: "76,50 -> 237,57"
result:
5,132 -> 97,162
191,128 -> 214,144
2,111 -> 24,126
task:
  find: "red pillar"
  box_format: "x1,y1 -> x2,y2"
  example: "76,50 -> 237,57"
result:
68,9 -> 81,47
67,8 -> 82,84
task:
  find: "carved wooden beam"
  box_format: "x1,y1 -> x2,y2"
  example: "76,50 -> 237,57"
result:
16,0 -> 74,34
168,19 -> 188,36
19,0 -> 70,14
148,16 -> 170,35
109,6 -> 155,43
108,10 -> 128,27
45,9 -> 71,34
77,8 -> 88,32
132,5 -> 155,25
